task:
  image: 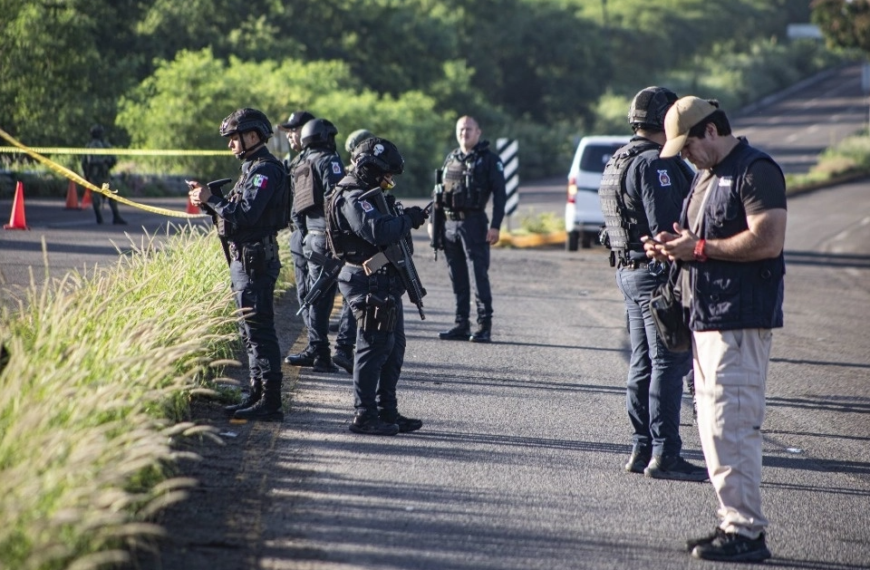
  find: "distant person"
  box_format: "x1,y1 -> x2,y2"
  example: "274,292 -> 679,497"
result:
188,108 -> 287,421
81,125 -> 125,225
600,86 -> 703,481
647,96 -> 787,562
435,116 -> 506,343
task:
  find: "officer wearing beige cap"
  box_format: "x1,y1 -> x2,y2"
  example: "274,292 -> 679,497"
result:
645,96 -> 787,563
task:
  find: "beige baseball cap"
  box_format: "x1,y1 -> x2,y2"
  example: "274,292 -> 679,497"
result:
660,96 -> 718,158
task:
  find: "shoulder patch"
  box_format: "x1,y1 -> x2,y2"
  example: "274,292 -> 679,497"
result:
359,200 -> 374,213
497,160 -> 504,172
331,161 -> 342,175
252,174 -> 269,189
657,169 -> 671,187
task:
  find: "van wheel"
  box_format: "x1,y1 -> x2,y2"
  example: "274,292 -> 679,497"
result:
581,232 -> 593,249
566,230 -> 580,251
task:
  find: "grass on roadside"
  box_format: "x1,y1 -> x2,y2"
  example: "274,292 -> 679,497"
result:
0,224 -> 293,570
787,131 -> 870,191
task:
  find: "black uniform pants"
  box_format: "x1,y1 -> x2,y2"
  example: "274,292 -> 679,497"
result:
229,249 -> 283,390
338,266 -> 405,416
443,212 -> 493,324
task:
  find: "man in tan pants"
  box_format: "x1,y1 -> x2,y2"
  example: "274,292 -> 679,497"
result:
645,96 -> 787,563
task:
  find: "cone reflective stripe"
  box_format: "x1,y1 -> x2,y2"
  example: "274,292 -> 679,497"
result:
186,196 -> 199,214
64,180 -> 81,209
4,181 -> 30,230
81,188 -> 93,208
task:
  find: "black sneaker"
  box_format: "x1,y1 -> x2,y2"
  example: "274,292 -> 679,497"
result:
332,349 -> 354,374
380,412 -> 423,433
692,531 -> 771,562
349,414 -> 399,436
285,350 -> 315,366
686,527 -> 726,552
313,354 -> 339,373
439,324 -> 471,341
624,449 -> 652,474
644,455 -> 708,482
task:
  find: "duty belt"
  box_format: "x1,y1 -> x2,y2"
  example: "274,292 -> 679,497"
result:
444,208 -> 483,221
228,234 -> 278,261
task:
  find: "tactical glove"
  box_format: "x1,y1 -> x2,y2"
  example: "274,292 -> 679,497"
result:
404,206 -> 428,229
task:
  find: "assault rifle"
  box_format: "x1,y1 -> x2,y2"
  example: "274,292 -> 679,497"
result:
359,188 -> 428,320
430,169 -> 445,260
295,249 -> 344,316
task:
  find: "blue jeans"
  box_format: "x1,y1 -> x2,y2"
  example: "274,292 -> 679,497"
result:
616,264 -> 691,457
443,212 -> 493,324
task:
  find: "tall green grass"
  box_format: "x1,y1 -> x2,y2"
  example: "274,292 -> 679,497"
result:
0,224 -> 293,569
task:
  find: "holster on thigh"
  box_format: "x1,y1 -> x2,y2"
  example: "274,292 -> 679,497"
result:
358,293 -> 398,333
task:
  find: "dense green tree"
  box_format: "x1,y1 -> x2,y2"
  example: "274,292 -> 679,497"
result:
812,0 -> 870,53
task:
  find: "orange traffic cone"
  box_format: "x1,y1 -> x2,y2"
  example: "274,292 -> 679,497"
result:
81,188 -> 93,209
4,181 -> 30,230
186,196 -> 199,214
64,180 -> 81,209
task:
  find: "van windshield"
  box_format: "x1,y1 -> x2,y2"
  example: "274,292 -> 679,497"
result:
580,143 -> 625,173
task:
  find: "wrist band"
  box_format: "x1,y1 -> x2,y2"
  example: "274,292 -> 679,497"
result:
694,238 -> 708,262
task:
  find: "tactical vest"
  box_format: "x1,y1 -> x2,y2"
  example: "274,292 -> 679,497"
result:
221,154 -> 288,238
326,177 -> 379,264
599,139 -> 659,256
292,154 -> 322,216
442,150 -> 484,211
687,142 -> 785,331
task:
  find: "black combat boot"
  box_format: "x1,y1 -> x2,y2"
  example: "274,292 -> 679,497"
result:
470,320 -> 492,343
380,410 -> 423,433
233,382 -> 283,422
331,346 -> 354,374
438,321 -> 471,341
349,412 -> 399,436
284,348 -> 316,366
223,380 -> 262,416
313,353 -> 339,373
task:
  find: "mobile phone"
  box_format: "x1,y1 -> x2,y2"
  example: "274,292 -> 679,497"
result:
423,200 -> 434,214
641,235 -> 664,246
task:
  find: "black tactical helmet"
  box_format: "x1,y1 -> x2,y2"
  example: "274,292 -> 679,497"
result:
301,118 -> 338,149
89,124 -> 104,138
628,86 -> 679,131
352,137 -> 404,176
219,108 -> 273,140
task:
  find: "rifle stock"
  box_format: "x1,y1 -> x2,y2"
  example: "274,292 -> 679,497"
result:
359,188 -> 428,320
296,250 -> 344,316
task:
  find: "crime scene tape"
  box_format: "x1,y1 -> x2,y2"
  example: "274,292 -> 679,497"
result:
0,127 -> 208,219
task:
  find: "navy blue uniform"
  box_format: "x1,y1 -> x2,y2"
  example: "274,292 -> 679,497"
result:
290,147 -> 353,358
328,174 -> 415,416
204,146 -> 286,393
441,140 -> 506,326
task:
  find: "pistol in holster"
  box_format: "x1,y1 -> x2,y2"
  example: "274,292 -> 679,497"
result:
359,293 -> 398,333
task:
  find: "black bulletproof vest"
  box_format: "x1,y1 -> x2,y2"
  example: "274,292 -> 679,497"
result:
599,139 -> 659,254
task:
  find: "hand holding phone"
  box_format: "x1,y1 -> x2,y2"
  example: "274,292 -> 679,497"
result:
641,235 -> 664,246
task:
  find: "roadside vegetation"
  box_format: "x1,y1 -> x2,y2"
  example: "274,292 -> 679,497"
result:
0,225 -> 293,569
786,131 -> 870,192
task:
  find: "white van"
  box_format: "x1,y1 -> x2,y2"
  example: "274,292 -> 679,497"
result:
565,135 -> 630,250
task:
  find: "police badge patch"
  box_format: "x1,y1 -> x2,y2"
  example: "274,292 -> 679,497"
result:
657,169 -> 671,187
359,200 -> 374,213
332,161 -> 341,175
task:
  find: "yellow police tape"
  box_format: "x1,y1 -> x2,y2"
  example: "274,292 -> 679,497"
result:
0,127 -> 208,219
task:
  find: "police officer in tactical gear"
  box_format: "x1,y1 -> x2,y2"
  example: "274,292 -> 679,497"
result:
81,124 -> 126,225
599,87 -> 704,479
283,118 -> 352,373
278,111 -> 315,345
188,108 -> 287,422
435,116 -> 506,343
325,137 -> 428,436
